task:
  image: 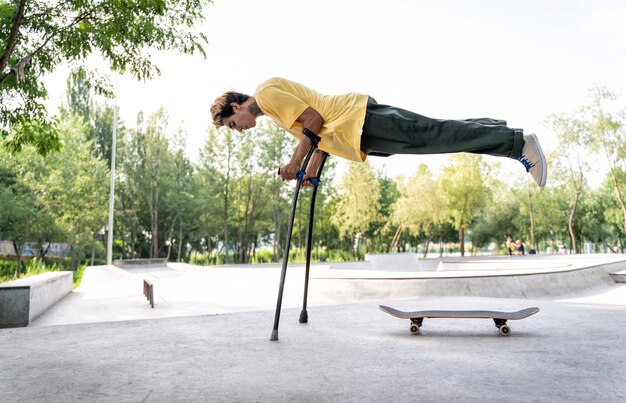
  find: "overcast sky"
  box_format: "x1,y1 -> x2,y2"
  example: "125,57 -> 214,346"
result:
44,0 -> 626,179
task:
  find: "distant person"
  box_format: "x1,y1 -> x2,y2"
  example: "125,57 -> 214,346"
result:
515,239 -> 525,256
210,77 -> 547,187
505,236 -> 514,256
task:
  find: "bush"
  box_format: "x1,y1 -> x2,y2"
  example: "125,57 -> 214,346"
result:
0,257 -> 83,288
250,250 -> 273,264
0,260 -> 16,279
189,253 -> 208,266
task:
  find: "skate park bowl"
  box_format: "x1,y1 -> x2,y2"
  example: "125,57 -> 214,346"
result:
7,254 -> 626,403
27,254 -> 626,327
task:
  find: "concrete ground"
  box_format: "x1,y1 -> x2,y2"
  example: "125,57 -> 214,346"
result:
1,255 -> 626,402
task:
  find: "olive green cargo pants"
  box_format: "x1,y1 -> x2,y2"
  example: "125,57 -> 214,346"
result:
360,97 -> 524,159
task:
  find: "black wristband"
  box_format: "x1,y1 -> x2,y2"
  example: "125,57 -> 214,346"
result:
302,128 -> 321,145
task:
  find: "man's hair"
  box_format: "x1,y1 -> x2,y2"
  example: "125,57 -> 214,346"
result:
210,91 -> 249,127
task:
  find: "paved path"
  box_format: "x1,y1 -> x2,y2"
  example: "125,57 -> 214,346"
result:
1,256 -> 626,402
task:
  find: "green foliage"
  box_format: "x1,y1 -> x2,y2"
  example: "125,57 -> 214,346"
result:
393,164 -> 447,236
332,160 -> 381,254
438,154 -> 489,255
3,69 -> 626,263
1,0 -> 211,154
0,258 -> 84,288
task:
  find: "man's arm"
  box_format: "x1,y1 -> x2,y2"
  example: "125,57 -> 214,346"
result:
279,107 -> 324,181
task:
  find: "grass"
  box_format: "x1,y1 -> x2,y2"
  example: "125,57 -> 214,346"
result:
0,259 -> 86,289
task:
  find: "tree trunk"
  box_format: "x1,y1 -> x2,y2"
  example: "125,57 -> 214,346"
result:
422,239 -> 430,259
13,241 -> 23,276
273,212 -> 281,262
569,190 -> 580,254
459,223 -> 465,257
177,221 -> 183,262
130,222 -> 136,259
459,197 -> 468,257
389,225 -> 403,253
38,241 -> 51,260
90,232 -> 96,266
0,0 -> 26,77
150,188 -> 159,258
605,148 -> 626,234
527,186 -> 537,250
223,187 -> 229,264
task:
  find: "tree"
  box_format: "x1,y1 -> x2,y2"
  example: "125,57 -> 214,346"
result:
230,130 -> 267,263
195,143 -> 223,264
1,0 -> 210,154
368,171 -> 400,253
544,120 -> 589,253
137,108 -> 172,258
0,153 -> 39,274
571,86 -> 626,234
468,163 -> 522,254
166,129 -> 198,262
257,121 -> 292,261
533,185 -> 571,252
439,154 -> 489,256
62,67 -> 118,165
115,114 -> 144,259
199,126 -> 237,263
391,164 -> 447,257
332,161 -> 381,257
40,114 -> 109,269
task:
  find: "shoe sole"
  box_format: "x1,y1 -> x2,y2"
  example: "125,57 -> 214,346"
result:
528,133 -> 547,187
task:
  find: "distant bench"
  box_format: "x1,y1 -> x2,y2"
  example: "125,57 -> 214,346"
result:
113,258 -> 168,268
610,269 -> 626,283
0,271 -> 73,328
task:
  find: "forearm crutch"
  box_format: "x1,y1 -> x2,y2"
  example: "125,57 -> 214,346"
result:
299,152 -> 328,324
270,129 -> 321,341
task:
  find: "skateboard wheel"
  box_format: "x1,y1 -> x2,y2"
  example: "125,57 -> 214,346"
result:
409,324 -> 420,334
499,325 -> 511,336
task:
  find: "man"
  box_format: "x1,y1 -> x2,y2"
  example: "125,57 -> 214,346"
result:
210,77 -> 547,187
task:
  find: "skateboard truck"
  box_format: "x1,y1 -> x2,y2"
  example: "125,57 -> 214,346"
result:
271,129 -> 328,341
410,317 -> 511,336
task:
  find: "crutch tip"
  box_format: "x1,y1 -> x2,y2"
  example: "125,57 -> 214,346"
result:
299,310 -> 308,323
270,330 -> 279,341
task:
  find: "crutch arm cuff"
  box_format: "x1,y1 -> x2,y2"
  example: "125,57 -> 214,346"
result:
302,128 -> 321,146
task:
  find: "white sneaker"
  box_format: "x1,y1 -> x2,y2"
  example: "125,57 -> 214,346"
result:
518,134 -> 547,187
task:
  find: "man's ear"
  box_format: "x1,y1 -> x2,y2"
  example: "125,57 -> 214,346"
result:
231,102 -> 241,112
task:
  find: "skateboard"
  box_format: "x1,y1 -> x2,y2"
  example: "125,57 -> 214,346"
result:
379,305 -> 540,336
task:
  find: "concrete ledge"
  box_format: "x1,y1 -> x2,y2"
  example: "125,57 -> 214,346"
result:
366,253 -> 420,270
0,271 -> 73,328
114,259 -> 167,268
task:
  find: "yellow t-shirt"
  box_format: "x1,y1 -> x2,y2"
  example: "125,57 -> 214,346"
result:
254,77 -> 369,162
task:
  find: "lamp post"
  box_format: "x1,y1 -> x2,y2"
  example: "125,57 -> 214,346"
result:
106,101 -> 118,265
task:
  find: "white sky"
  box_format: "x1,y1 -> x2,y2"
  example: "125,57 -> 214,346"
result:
44,0 -> 626,179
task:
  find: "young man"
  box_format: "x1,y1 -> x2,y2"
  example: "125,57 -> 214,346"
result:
210,77 -> 547,187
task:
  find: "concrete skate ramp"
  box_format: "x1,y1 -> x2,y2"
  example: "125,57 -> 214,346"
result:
318,254 -> 626,300
29,254 -> 626,327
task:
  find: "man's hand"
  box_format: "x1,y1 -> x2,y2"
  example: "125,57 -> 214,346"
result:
301,150 -> 324,187
279,162 -> 300,181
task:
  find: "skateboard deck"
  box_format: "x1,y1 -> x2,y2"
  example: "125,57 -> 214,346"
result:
379,305 -> 539,336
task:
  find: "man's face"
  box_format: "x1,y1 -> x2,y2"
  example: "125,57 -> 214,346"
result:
222,103 -> 257,132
